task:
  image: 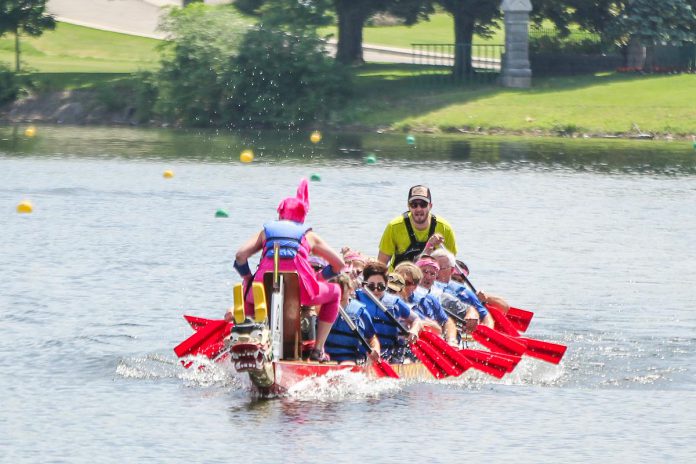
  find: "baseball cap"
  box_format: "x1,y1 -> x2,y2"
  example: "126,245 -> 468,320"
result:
408,185 -> 431,203
387,272 -> 406,292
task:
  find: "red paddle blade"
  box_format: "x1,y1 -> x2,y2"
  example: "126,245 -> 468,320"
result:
459,348 -> 516,378
184,315 -> 218,332
487,306 -> 521,337
174,318 -> 232,362
472,324 -> 527,356
419,330 -> 472,376
518,337 -> 567,364
410,340 -> 450,379
506,307 -> 534,332
371,359 -> 400,379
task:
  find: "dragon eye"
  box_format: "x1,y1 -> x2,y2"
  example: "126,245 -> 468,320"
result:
230,332 -> 239,342
250,330 -> 262,339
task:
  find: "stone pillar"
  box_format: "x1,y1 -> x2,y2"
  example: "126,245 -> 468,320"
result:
501,0 -> 532,88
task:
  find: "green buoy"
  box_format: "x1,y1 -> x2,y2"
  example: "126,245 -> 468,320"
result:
364,154 -> 377,164
406,135 -> 416,145
215,209 -> 229,218
310,173 -> 321,181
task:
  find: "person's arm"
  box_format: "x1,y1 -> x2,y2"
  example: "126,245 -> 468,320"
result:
368,335 -> 381,360
443,317 -> 458,346
443,223 -> 457,256
306,231 -> 345,272
477,290 -> 510,314
377,222 -> 395,265
234,230 -> 264,277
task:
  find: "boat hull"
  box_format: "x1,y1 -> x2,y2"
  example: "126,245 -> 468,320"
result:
247,359 -> 433,395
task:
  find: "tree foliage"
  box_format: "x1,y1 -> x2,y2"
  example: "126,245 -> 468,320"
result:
157,3 -> 249,126
154,3 -> 350,128
0,0 -> 55,71
609,0 -> 696,45
228,25 -> 351,127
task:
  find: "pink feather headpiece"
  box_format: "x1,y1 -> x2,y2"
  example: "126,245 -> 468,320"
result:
277,178 -> 310,223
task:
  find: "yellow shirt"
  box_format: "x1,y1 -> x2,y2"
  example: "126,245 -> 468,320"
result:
378,213 -> 457,267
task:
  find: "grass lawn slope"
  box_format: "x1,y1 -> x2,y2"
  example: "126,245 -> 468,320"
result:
0,22 -> 160,73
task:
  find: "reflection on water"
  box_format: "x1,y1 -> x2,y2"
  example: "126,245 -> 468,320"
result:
1,125 -> 695,175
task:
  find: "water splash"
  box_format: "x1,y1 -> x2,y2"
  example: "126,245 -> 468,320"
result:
116,353 -> 243,389
287,369 -> 401,402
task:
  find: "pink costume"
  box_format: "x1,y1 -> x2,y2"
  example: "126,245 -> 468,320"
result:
245,179 -> 340,324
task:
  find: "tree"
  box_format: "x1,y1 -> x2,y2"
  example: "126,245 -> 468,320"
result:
436,0 -> 500,79
608,0 -> 696,70
333,0 -> 433,64
0,0 -> 55,72
235,0 -> 433,65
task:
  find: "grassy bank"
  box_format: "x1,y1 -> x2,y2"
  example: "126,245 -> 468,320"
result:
0,22 -> 160,73
2,23 -> 695,138
342,66 -> 696,137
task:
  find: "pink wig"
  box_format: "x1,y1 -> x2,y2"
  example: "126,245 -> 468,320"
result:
277,178 -> 310,223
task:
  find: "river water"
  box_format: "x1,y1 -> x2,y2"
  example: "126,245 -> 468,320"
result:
1,126 -> 695,463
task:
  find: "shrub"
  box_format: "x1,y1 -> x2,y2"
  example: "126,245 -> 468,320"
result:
156,3 -> 250,126
226,26 -> 352,127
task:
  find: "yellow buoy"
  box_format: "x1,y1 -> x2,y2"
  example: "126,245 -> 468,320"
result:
24,126 -> 36,137
163,170 -> 174,179
17,200 -> 33,214
240,149 -> 254,163
310,131 -> 322,144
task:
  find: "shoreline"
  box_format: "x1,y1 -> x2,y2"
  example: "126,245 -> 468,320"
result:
2,89 -> 694,142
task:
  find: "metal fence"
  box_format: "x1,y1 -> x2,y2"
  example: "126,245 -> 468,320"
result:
410,43 -> 504,84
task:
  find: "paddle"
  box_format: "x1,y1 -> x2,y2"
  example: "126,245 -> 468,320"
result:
362,287 -> 471,379
453,263 -> 567,364
454,261 -> 534,332
174,317 -> 233,366
439,306 -> 521,377
337,305 -> 399,379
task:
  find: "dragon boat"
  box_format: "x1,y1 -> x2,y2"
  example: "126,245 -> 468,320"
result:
174,252 -> 567,396
175,269 -> 435,395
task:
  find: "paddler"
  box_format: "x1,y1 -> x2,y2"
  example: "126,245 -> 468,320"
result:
429,248 -> 495,329
377,185 -> 457,269
354,262 -> 421,362
227,179 -> 344,363
325,274 -> 382,365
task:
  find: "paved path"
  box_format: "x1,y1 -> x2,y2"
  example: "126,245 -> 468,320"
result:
46,0 -> 419,62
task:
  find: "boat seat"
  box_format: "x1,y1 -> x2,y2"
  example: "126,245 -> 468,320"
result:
263,272 -> 301,360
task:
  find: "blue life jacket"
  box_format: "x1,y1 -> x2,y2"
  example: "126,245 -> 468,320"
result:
356,290 -> 401,351
263,220 -> 310,259
325,299 -> 371,362
411,292 -> 448,325
439,280 -> 488,318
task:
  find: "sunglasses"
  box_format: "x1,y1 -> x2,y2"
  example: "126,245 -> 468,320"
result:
363,282 -> 387,292
421,269 -> 438,276
409,200 -> 429,209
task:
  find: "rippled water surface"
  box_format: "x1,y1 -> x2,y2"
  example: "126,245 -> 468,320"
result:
1,126 -> 695,463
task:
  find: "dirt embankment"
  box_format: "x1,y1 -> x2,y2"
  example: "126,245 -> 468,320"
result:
1,90 -> 139,125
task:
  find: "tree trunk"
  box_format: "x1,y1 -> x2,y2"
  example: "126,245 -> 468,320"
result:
15,28 -> 21,73
452,6 -> 474,80
335,0 -> 368,65
626,36 -> 646,70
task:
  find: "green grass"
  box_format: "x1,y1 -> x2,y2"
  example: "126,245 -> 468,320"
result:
339,65 -> 696,136
321,13 -> 505,49
2,21 -> 694,137
0,22 -> 161,72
